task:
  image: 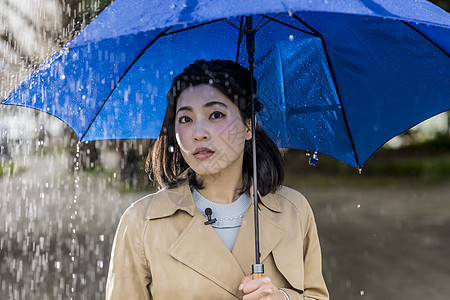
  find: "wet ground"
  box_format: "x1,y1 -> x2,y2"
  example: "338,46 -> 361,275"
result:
303,184 -> 450,300
1,151 -> 449,299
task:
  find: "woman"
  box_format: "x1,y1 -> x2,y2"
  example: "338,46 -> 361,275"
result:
106,59 -> 329,300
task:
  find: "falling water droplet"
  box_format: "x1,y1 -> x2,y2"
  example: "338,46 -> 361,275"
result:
97,260 -> 104,268
360,290 -> 365,296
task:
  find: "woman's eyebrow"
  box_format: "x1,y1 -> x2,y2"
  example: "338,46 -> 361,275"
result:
203,101 -> 228,109
176,106 -> 192,115
176,101 -> 228,115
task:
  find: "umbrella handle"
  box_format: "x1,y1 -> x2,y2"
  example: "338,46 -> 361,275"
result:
252,263 -> 264,279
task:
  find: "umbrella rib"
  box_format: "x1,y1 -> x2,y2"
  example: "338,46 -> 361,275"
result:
80,26 -> 173,142
254,13 -> 281,32
161,19 -> 224,36
235,17 -> 245,62
253,15 -> 267,31
259,14 -> 316,36
290,13 -> 362,168
222,19 -> 241,31
401,21 -> 449,57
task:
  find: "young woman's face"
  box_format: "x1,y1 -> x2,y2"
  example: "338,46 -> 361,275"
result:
175,84 -> 252,178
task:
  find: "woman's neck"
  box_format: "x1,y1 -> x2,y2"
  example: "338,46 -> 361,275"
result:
196,163 -> 244,204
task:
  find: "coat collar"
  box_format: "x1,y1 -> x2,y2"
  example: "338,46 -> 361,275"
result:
145,183 -> 197,220
144,183 -> 285,298
144,183 -> 283,220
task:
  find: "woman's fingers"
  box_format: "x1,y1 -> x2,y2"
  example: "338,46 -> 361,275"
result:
240,275 -> 253,288
239,276 -> 286,300
241,276 -> 271,294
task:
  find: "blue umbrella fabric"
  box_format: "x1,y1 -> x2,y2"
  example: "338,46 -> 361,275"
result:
2,0 -> 450,168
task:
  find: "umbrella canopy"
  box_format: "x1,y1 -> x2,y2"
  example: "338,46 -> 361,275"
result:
2,0 -> 450,169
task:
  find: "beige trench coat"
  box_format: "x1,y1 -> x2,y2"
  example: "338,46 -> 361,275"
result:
106,183 -> 329,300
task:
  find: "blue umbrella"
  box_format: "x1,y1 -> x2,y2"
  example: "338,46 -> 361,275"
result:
2,0 -> 450,275
2,0 -> 449,168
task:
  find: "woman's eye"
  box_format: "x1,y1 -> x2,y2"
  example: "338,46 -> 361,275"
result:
210,111 -> 225,119
178,116 -> 192,124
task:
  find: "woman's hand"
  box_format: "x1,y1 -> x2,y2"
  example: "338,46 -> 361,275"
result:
239,275 -> 288,300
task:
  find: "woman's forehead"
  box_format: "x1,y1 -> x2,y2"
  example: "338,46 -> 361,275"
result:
176,84 -> 236,110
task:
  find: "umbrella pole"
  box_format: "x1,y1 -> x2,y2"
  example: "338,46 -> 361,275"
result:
245,16 -> 264,280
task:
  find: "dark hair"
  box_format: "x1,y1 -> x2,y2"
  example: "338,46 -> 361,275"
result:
146,59 -> 284,196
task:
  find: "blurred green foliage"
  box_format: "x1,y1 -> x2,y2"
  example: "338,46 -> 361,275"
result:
283,135 -> 450,187
0,162 -> 14,177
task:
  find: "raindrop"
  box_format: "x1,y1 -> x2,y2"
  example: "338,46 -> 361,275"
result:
97,260 -> 104,268
289,35 -> 294,41
358,167 -> 363,174
168,146 -> 174,153
360,290 -> 365,296
357,204 -> 361,208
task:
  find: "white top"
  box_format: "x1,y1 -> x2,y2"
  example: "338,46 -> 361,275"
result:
192,188 -> 251,251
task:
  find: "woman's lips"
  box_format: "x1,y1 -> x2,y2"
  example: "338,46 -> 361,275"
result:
193,147 -> 214,160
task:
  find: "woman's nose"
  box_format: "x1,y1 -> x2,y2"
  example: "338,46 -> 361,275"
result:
193,121 -> 209,141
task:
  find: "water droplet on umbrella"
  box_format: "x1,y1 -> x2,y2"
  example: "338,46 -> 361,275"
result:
309,151 -> 319,166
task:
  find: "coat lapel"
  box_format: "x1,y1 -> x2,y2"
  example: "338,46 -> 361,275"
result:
168,209 -> 245,298
232,201 -> 285,275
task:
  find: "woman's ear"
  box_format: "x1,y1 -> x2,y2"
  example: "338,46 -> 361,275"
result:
245,118 -> 253,140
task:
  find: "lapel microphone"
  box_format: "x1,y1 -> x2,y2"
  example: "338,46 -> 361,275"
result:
204,208 -> 217,225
